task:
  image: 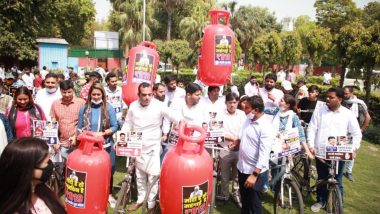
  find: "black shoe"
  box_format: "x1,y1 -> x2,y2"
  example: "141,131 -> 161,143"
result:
346,173 -> 354,182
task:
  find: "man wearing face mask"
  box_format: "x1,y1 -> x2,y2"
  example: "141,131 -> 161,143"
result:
232,96 -> 275,213
35,73 -> 62,121
121,82 -> 183,212
50,80 -> 85,158
341,86 -> 371,182
260,73 -> 284,108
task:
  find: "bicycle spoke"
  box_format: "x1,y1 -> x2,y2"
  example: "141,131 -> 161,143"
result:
274,179 -> 304,214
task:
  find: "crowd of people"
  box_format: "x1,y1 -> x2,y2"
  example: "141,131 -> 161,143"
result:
0,65 -> 371,214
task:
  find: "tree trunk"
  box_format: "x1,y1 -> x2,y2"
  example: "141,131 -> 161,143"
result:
167,13 -> 172,41
339,62 -> 346,88
364,66 -> 373,104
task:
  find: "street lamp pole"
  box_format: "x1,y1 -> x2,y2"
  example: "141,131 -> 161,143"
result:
143,0 -> 146,41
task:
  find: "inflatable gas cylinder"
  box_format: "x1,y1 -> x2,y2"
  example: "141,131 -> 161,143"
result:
160,123 -> 213,214
198,9 -> 235,86
65,131 -> 111,214
122,41 -> 160,105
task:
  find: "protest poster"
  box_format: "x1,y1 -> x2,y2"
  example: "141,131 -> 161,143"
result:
214,35 -> 232,65
203,120 -> 224,146
271,128 -> 301,159
325,136 -> 353,160
132,53 -> 154,83
182,181 -> 209,214
33,120 -> 59,145
65,167 -> 87,208
115,131 -> 142,157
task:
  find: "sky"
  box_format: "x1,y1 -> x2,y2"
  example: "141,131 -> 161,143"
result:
93,0 -> 379,22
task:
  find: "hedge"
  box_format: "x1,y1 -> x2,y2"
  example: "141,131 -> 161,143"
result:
157,69 -> 380,125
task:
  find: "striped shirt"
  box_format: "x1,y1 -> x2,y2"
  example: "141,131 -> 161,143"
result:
50,97 -> 85,146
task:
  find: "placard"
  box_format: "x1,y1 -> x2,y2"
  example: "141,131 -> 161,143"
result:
182,181 -> 209,214
33,120 -> 59,145
215,35 -> 232,65
115,131 -> 142,157
133,53 -> 154,83
271,128 -> 301,159
325,136 -> 353,160
65,168 -> 87,208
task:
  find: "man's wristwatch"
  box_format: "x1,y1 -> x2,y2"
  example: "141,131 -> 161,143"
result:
252,171 -> 259,177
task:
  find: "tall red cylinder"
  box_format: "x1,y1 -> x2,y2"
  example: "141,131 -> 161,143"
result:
122,41 -> 160,105
65,132 -> 111,214
198,9 -> 235,86
160,123 -> 213,214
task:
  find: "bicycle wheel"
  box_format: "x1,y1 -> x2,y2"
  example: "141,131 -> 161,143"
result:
114,179 -> 131,214
326,184 -> 343,214
274,179 -> 304,214
141,176 -> 159,214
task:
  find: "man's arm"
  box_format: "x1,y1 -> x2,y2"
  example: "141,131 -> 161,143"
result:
348,111 -> 363,152
307,107 -> 319,153
361,111 -> 371,133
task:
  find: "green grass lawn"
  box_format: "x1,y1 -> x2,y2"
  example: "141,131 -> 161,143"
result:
108,141 -> 380,213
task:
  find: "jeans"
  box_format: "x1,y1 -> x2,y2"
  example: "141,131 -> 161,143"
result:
105,145 -> 116,192
345,159 -> 354,174
238,170 -> 267,214
160,143 -> 173,165
316,159 -> 345,204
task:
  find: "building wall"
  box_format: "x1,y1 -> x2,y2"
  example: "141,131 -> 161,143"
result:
38,43 -> 68,70
68,57 -> 79,73
107,58 -> 121,72
78,57 -> 98,68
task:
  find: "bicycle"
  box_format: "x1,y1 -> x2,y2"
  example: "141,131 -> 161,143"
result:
141,175 -> 160,214
46,145 -> 66,197
271,153 -> 305,214
113,157 -> 137,214
293,156 -> 343,214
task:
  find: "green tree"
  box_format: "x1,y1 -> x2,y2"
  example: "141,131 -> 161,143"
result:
314,0 -> 361,34
280,32 -> 302,70
232,6 -> 281,60
303,26 -> 332,75
0,0 -> 95,63
161,0 -> 184,40
117,0 -> 158,53
345,22 -> 380,102
250,32 -> 283,74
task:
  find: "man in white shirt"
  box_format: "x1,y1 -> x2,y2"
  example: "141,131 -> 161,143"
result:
201,86 -> 226,120
323,71 -> 332,85
244,76 -> 260,97
217,93 -> 246,205
307,87 -> 362,212
40,66 -> 49,80
35,73 -> 62,121
121,82 -> 182,212
105,73 -> 128,127
170,83 -> 208,127
21,68 -> 35,90
164,75 -> 185,107
260,73 -> 284,108
287,69 -> 296,83
234,95 -> 275,213
277,68 -> 286,82
153,83 -> 166,102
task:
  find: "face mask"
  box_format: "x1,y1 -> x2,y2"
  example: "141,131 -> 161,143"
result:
46,87 -> 57,94
279,106 -> 287,112
91,99 -> 103,105
35,160 -> 54,183
247,112 -> 254,120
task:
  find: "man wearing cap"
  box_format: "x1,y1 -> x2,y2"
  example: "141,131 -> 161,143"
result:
281,80 -> 293,95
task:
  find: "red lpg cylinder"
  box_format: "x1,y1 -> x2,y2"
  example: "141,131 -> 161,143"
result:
160,123 -> 213,214
198,9 -> 235,86
122,41 -> 160,105
65,132 -> 111,214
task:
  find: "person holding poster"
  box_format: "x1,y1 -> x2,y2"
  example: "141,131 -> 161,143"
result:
264,94 -> 313,160
121,82 -> 183,212
50,80 -> 85,158
217,93 -> 246,205
7,86 -> 46,138
307,88 -> 362,212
